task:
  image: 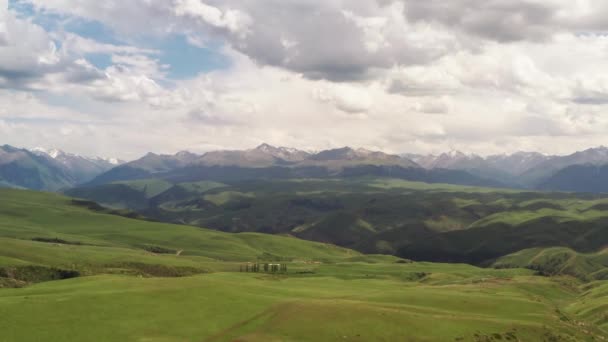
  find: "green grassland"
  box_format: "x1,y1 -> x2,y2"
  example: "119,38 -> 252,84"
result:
0,189 -> 358,263
113,179 -> 174,198
1,188 -> 607,341
2,272 -> 606,342
494,247 -> 608,281
67,177 -> 608,265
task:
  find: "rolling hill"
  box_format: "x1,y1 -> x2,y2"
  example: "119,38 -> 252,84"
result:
67,178 -> 608,266
0,188 -> 358,265
494,247 -> 608,281
0,188 -> 606,341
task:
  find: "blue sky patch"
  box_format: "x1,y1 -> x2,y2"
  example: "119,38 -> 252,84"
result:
9,1 -> 231,80
86,53 -> 113,70
152,35 -> 231,80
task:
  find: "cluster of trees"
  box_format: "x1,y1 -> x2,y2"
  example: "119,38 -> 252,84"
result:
239,263 -> 287,273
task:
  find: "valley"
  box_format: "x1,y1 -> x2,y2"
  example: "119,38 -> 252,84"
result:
2,144 -> 608,341
0,189 -> 607,341
67,177 -> 608,273
6,1 -> 608,340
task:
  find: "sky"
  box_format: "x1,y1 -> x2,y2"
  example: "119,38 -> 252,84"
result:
3,0 -> 608,159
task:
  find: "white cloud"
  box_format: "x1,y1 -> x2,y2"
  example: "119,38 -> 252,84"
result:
413,97 -> 451,114
313,84 -> 373,114
0,0 -> 8,45
173,0 -> 251,35
24,0 -> 463,81
57,32 -> 158,56
5,0 -> 608,158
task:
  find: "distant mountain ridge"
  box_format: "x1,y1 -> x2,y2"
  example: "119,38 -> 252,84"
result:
6,143 -> 608,193
90,144 -> 420,176
0,145 -> 122,191
406,150 -> 551,175
79,143 -> 608,193
84,144 -> 508,188
407,147 -> 608,191
31,147 -> 122,166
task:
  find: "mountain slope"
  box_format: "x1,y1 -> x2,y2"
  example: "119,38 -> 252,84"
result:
0,145 -> 73,191
407,147 -> 608,191
0,145 -> 121,191
199,143 -> 311,167
31,148 -> 121,184
538,164 -> 608,193
493,247 -> 608,281
406,151 -> 549,187
0,188 -> 358,263
520,147 -> 608,186
68,178 -> 608,266
485,152 -> 551,176
86,145 -> 501,188
307,147 -> 418,168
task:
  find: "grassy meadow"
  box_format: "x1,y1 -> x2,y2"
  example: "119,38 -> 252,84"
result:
0,188 -> 607,341
67,177 -> 608,267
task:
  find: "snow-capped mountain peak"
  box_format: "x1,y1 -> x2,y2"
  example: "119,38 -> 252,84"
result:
29,147 -> 123,167
31,147 -> 71,159
254,143 -> 311,161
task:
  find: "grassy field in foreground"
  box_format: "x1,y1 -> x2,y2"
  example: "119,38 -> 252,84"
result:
1,271 -> 606,342
0,188 -> 607,341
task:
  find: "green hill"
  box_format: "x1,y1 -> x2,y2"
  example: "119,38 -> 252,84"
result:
0,189 -> 359,269
0,189 -> 607,340
68,178 -> 608,264
494,247 -> 608,281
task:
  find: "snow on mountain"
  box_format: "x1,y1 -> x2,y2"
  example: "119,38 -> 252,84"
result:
254,143 -> 311,162
30,147 -> 123,166
26,147 -> 124,184
485,152 -> 551,175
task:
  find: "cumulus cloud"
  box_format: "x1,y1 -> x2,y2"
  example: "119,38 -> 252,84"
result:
5,0 -> 608,158
313,84 -> 373,114
20,0 -> 608,82
0,7 -> 74,88
58,32 -> 158,56
0,4 -> 163,99
173,0 -> 251,35
24,0 -> 462,81
571,76 -> 608,105
0,2 -> 183,107
230,0 -> 461,81
413,97 -> 451,114
0,1 -> 8,45
401,0 -> 559,42
387,65 -> 461,96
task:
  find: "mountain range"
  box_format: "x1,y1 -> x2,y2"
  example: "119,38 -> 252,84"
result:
3,143 -> 608,193
6,142 -> 608,266
0,145 -> 122,191
85,144 -> 499,188
407,146 -> 608,191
